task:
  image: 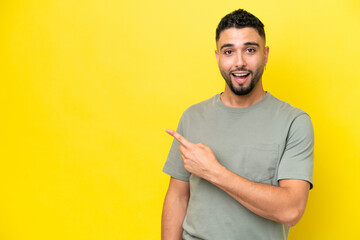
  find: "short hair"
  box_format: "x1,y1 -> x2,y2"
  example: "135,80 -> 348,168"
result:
216,9 -> 265,42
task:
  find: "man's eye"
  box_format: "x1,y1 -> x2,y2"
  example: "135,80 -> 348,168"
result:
224,50 -> 232,55
247,48 -> 256,53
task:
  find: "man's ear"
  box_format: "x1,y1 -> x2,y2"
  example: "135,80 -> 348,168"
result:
264,46 -> 269,66
215,49 -> 219,66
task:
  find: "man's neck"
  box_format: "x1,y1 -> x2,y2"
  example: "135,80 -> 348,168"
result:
220,83 -> 266,108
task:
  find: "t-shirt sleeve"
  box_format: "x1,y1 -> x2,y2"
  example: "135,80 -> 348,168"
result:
162,115 -> 191,181
277,113 -> 314,189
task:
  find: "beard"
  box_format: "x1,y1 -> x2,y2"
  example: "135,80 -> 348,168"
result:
220,65 -> 265,96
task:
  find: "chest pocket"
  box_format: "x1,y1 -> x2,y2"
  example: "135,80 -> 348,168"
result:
219,144 -> 279,184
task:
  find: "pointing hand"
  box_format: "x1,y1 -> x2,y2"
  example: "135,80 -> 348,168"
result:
166,129 -> 223,180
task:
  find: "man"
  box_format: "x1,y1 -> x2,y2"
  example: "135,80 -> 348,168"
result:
162,9 -> 314,240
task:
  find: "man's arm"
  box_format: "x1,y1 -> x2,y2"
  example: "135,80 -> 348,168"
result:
162,177 -> 190,240
209,168 -> 309,227
166,129 -> 310,227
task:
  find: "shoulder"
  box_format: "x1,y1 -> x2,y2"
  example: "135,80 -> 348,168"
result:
266,93 -> 310,121
266,94 -> 314,146
181,94 -> 219,119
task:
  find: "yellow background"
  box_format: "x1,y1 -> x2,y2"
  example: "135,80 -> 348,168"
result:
1,0 -> 359,239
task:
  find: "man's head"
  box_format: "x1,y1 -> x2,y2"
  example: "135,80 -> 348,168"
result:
215,9 -> 268,97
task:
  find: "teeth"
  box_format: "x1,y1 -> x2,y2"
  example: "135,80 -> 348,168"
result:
233,73 -> 248,77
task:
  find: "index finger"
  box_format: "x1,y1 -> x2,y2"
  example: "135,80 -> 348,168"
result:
166,129 -> 193,148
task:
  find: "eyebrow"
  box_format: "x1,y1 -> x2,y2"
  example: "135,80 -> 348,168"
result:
220,42 -> 260,50
244,42 -> 260,47
220,43 -> 234,50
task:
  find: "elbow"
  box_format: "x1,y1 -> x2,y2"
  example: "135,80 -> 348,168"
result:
279,208 -> 304,227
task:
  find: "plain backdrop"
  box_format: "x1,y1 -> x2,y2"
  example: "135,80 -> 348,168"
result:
1,0 -> 359,239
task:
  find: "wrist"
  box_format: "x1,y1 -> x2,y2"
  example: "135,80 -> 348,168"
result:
206,163 -> 227,185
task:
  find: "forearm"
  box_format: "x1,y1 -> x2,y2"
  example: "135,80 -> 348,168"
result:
207,165 -> 308,227
161,178 -> 190,240
161,193 -> 188,240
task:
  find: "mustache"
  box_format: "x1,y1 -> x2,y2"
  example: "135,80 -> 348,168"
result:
230,68 -> 253,74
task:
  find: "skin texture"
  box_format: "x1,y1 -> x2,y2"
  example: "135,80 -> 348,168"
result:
161,27 -> 310,239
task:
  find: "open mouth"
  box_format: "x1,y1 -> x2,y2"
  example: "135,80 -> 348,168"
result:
231,72 -> 250,84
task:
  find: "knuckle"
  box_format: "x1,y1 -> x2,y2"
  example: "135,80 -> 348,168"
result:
189,145 -> 197,150
197,143 -> 207,148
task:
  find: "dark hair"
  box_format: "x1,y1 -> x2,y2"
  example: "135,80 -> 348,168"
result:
216,9 -> 265,42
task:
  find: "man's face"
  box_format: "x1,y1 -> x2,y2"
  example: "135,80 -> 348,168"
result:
215,27 -> 269,96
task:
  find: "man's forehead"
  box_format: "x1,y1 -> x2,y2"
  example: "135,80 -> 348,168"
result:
216,27 -> 265,48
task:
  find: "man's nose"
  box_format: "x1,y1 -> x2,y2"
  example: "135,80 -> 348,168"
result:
234,53 -> 246,68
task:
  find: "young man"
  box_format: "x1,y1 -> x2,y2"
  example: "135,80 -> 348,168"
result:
162,9 -> 314,240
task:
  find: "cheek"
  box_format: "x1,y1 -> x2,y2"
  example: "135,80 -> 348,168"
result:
219,58 -> 233,70
248,57 -> 265,69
